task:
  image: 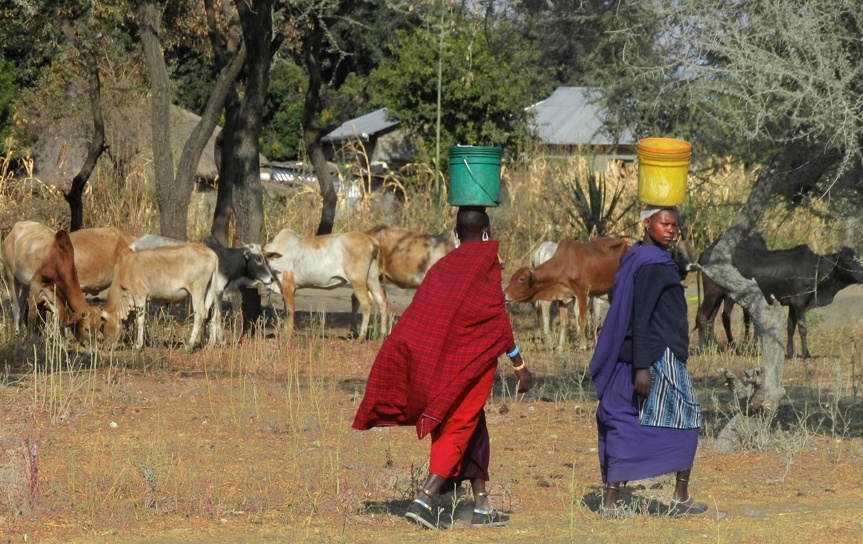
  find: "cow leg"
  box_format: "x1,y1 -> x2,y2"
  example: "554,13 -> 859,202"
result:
556,303 -> 568,351
537,300 -> 552,336
134,303 -> 147,350
741,309 -> 755,352
12,281 -> 28,336
206,292 -> 224,347
280,272 -> 296,338
721,297 -> 736,349
785,307 -> 798,359
575,292 -> 589,350
187,296 -> 206,350
350,285 -> 373,340
797,309 -> 811,360
366,262 -> 389,336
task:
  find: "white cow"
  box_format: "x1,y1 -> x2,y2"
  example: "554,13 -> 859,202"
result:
263,229 -> 388,339
100,244 -> 220,350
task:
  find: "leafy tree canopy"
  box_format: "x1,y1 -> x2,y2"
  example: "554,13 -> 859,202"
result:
370,5 -> 550,161
598,0 -> 863,206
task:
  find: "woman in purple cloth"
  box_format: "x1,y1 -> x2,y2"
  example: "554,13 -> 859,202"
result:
589,205 -> 707,518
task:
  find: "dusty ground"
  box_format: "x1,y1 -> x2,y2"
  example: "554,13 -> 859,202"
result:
1,278 -> 863,543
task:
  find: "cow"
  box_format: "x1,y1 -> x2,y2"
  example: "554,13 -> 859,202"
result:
695,234 -> 769,352
366,225 -> 455,289
262,229 -> 388,340
128,233 -> 182,251
2,221 -> 136,336
531,241 -> 576,350
696,235 -> 863,359
28,231 -> 102,349
100,243 -> 220,350
201,236 -> 275,340
504,236 -> 632,350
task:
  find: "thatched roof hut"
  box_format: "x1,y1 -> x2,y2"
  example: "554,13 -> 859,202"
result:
28,100 -> 267,189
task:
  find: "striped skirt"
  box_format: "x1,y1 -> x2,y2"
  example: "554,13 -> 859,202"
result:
638,348 -> 702,429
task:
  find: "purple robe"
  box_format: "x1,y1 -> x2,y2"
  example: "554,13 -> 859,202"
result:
589,243 -> 699,483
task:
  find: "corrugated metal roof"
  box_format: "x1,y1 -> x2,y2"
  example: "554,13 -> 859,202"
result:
527,87 -> 634,146
322,108 -> 399,143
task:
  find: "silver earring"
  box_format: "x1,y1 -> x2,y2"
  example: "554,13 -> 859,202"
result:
482,230 -> 489,242
454,232 -> 460,248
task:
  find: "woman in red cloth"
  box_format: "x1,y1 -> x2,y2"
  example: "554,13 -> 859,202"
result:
353,207 -> 533,530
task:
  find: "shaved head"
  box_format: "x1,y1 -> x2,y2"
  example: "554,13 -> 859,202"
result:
456,207 -> 490,242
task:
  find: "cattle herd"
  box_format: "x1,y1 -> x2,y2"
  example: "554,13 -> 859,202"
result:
2,219 -> 862,360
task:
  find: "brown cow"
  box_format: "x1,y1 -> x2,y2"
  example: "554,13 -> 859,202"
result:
2,221 -> 136,336
504,237 -> 632,349
29,231 -> 102,349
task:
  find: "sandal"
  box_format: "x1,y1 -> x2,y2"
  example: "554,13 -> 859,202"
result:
668,496 -> 708,517
405,499 -> 439,530
471,507 -> 510,527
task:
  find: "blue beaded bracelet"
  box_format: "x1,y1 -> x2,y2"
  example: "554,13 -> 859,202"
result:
506,346 -> 520,358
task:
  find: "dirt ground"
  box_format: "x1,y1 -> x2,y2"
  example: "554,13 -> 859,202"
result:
1,277 -> 863,543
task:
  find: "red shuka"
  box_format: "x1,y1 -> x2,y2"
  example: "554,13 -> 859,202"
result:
352,240 -> 514,438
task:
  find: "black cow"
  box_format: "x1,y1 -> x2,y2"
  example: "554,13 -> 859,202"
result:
696,234 -> 863,359
201,236 -> 275,307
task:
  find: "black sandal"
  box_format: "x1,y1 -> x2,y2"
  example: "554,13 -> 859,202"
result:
471,507 -> 510,527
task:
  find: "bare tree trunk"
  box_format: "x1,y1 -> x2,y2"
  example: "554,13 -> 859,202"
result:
138,0 -> 180,239
232,0 -> 273,246
700,140 -> 841,452
231,0 -> 283,330
302,22 -> 337,235
205,0 -> 242,246
60,22 -> 105,232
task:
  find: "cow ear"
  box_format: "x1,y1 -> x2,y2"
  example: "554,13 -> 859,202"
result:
100,310 -> 109,322
263,251 -> 281,260
244,248 -> 252,259
529,269 -> 536,288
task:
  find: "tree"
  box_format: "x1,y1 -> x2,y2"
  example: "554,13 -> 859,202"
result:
59,21 -> 107,231
138,0 -> 246,241
370,5 -> 549,169
598,0 -> 863,451
279,0 -> 417,235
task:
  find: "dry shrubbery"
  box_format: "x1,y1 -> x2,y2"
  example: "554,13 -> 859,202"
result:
2,144 -> 858,261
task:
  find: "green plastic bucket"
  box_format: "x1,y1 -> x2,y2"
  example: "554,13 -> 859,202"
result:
449,145 -> 502,207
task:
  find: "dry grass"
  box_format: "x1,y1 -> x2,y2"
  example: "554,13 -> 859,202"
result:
1,148 -> 862,542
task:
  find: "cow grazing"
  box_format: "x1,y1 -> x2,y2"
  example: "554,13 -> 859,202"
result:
504,236 -> 632,350
366,225 -> 455,289
101,243 -> 220,350
28,231 -> 102,348
2,221 -> 136,336
697,236 -> 863,359
262,229 -> 388,339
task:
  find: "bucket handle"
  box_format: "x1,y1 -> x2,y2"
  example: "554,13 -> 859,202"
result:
462,158 -> 499,204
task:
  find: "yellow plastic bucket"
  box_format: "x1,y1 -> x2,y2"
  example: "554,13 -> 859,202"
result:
636,137 -> 691,206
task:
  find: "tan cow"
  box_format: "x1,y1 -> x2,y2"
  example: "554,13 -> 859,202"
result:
29,231 -> 103,349
2,221 -> 136,336
263,229 -> 387,339
100,244 -> 220,350
366,225 -> 455,289
504,237 -> 632,350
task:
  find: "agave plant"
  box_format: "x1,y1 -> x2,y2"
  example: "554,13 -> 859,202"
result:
564,158 -> 636,239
